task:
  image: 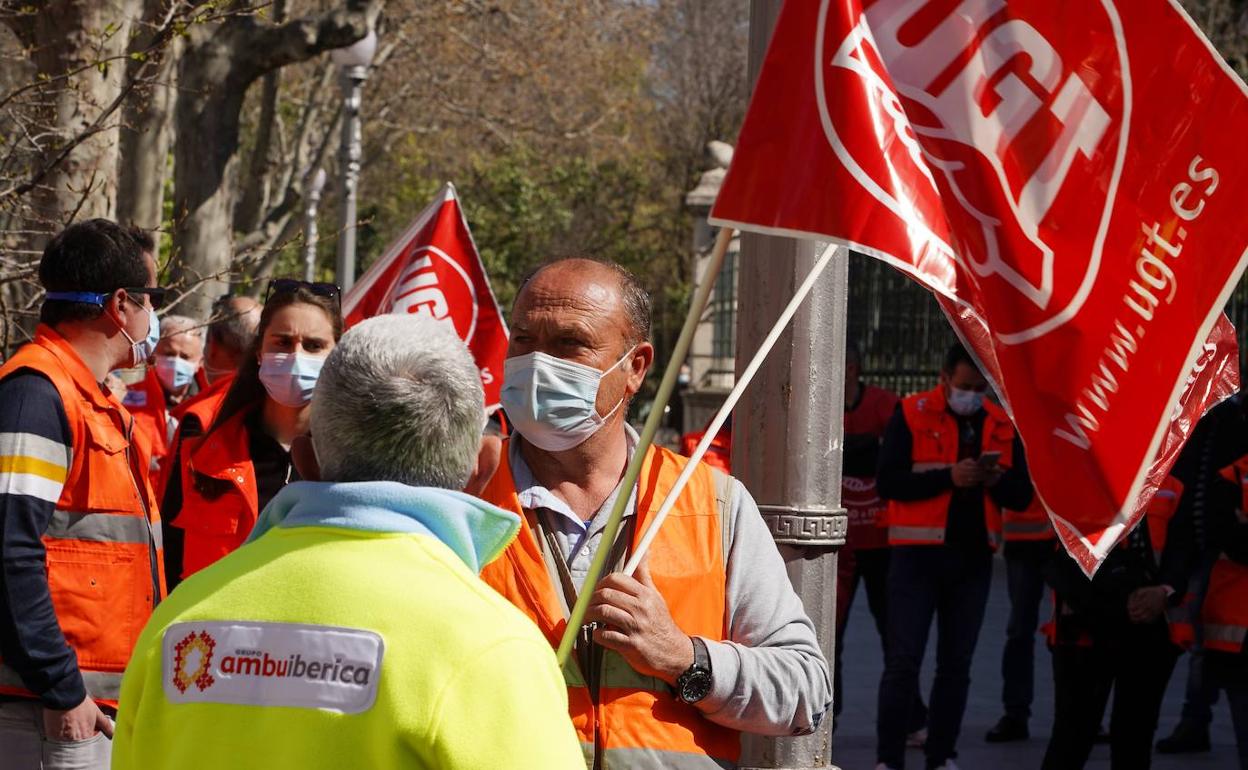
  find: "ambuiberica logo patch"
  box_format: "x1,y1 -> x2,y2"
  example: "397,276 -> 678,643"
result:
162,621 -> 384,714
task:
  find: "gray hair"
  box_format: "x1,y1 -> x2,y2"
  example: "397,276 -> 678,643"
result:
160,314 -> 203,345
310,314 -> 486,489
164,313 -> 203,336
209,296 -> 260,356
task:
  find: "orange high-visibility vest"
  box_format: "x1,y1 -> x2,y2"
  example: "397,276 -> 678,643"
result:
0,325 -> 165,707
172,409 -> 259,579
1042,476 -> 1191,648
126,368 -> 171,460
170,373 -> 233,427
125,367 -> 182,499
1003,498 -> 1056,542
885,386 -> 1015,549
679,428 -> 732,474
1145,480 -> 1182,566
164,374 -> 233,507
1203,458 -> 1248,653
479,442 -> 740,768
1149,478 -> 1194,648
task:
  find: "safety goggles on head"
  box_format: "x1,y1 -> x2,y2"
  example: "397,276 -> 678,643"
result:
264,279 -> 341,310
44,287 -> 167,310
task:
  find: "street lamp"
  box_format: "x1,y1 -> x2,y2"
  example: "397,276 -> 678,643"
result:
302,167 -> 327,281
331,28 -> 377,292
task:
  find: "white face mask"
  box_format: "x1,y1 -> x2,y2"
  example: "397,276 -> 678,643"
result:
946,386 -> 985,416
154,354 -> 198,392
500,348 -> 633,452
117,306 -> 160,369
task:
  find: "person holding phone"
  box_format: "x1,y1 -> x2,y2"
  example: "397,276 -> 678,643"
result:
873,342 -> 1032,770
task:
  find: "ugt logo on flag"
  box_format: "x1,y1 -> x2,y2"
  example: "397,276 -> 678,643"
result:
713,0 -> 1248,574
343,183 -> 509,409
821,0 -> 1123,334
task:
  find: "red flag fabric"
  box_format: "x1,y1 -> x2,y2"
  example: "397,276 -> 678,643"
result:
711,0 -> 1248,574
343,183 -> 508,409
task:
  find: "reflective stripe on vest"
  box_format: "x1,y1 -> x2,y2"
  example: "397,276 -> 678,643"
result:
1167,602 -> 1197,649
589,746 -> 735,769
1204,623 -> 1247,649
0,664 -> 122,702
886,387 -> 1014,549
1002,519 -> 1052,538
47,510 -> 163,550
480,443 -> 741,766
889,525 -> 946,542
1201,547 -> 1248,653
0,326 -> 164,707
1002,497 -> 1056,542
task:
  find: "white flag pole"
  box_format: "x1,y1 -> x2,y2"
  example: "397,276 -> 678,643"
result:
555,226 -> 734,665
623,241 -> 841,577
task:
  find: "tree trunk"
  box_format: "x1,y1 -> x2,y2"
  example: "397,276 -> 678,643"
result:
22,0 -> 143,230
116,0 -> 180,243
232,68 -> 281,236
233,0 -> 288,236
168,2 -> 377,321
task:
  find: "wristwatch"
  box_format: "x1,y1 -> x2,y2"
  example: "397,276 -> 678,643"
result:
676,637 -> 713,704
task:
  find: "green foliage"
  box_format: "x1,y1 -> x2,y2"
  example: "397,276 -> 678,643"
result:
356,141 -> 689,326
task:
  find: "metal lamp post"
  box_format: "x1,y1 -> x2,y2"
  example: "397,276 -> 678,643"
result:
302,167 -> 327,281
330,28 -> 377,292
733,1 -> 848,768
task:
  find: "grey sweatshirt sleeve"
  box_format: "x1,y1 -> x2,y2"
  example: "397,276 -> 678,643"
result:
693,479 -> 833,736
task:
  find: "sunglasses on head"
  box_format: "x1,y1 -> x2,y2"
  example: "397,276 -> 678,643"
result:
264,279 -> 341,308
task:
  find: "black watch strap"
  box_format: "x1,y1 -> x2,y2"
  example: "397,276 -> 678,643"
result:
692,637 -> 710,671
677,637 -> 713,704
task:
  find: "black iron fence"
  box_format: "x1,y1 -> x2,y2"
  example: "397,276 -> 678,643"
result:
849,252 -> 1248,398
848,253 -> 954,396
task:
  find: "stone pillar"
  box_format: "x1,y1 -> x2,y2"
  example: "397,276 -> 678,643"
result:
732,1 -> 849,768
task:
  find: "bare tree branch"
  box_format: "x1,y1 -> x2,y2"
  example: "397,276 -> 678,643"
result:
240,0 -> 377,82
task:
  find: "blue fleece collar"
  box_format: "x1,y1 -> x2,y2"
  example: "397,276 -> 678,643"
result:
246,481 -> 520,574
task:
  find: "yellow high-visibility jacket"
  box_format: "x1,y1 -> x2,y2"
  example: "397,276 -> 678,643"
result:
113,481 -> 584,770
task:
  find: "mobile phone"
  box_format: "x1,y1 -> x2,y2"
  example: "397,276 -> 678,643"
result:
978,451 -> 1002,469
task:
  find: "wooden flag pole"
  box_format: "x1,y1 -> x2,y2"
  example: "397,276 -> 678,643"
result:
622,241 -> 839,577
555,226 -> 735,666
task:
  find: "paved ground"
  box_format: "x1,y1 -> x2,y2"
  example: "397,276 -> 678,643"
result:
830,555 -> 1240,769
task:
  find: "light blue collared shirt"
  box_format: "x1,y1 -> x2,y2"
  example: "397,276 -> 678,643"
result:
507,427 -> 639,588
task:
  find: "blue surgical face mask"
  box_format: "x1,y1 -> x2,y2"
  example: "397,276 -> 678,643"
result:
155,355 -> 198,392
946,386 -> 985,417
119,306 -> 160,368
259,352 -> 326,407
500,348 -> 633,452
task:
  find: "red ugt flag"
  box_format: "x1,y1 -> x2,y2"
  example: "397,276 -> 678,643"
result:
711,0 -> 1248,575
343,183 -> 509,409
